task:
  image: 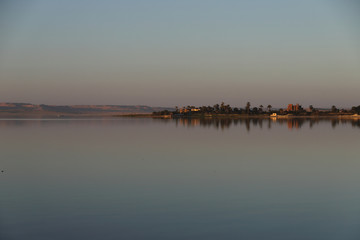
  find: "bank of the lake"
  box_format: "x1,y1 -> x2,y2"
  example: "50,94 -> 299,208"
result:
116,113 -> 360,119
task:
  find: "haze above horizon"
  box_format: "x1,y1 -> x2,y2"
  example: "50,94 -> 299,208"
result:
0,0 -> 359,108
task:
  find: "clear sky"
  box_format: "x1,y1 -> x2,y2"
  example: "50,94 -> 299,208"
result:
0,0 -> 359,108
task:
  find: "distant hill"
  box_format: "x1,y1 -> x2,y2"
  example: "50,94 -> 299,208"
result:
0,102 -> 174,117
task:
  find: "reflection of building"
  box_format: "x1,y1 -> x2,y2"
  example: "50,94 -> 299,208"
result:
178,118 -> 200,127
287,120 -> 300,129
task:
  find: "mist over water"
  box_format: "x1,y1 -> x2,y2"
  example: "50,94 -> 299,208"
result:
1,118 -> 359,240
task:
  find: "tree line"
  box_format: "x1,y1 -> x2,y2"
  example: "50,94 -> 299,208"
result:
153,102 -> 360,116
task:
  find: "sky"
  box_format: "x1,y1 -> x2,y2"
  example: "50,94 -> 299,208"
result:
0,0 -> 359,108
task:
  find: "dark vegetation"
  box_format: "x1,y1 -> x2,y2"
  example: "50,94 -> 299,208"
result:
153,102 -> 360,117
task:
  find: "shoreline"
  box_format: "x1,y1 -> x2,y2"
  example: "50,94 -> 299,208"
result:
0,112 -> 358,120
117,113 -> 360,119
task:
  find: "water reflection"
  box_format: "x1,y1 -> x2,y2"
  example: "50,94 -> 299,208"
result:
174,118 -> 360,131
0,118 -> 359,131
1,118 -> 359,240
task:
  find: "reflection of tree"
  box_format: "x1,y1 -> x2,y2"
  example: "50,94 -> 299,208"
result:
171,118 -> 360,131
351,119 -> 360,128
286,119 -> 305,130
245,119 -> 250,132
331,119 -> 338,129
246,102 -> 251,114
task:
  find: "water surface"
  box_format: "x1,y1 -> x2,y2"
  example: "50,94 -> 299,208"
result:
1,118 -> 359,240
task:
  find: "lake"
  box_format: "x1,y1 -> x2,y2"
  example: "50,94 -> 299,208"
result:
1,118 -> 360,240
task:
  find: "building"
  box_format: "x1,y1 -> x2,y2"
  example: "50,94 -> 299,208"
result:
287,104 -> 301,112
179,107 -> 200,113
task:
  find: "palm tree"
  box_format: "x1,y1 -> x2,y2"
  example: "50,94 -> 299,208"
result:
309,105 -> 314,112
267,105 -> 272,113
246,102 -> 251,114
213,104 -> 220,113
259,105 -> 263,113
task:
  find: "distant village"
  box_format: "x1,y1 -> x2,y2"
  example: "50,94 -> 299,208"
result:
153,102 -> 360,118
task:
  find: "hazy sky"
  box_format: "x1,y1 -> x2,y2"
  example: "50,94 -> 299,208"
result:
0,0 -> 359,108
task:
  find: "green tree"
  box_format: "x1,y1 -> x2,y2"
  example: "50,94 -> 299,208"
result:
213,104 -> 220,113
252,107 -> 258,114
351,106 -> 360,113
309,105 -> 314,112
259,105 -> 263,113
331,105 -> 338,113
220,102 -> 226,113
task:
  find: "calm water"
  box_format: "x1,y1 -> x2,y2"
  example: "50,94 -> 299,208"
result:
1,118 -> 360,240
